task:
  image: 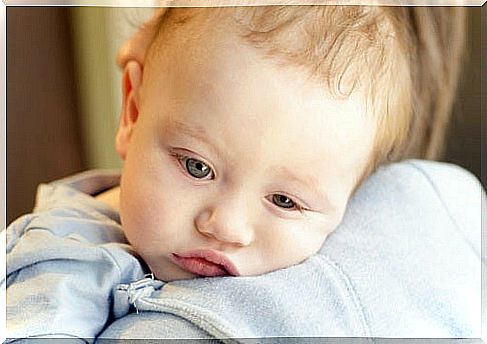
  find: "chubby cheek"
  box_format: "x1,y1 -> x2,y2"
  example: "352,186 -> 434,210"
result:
244,220 -> 329,276
120,179 -> 164,253
252,204 -> 347,276
119,157 -> 190,258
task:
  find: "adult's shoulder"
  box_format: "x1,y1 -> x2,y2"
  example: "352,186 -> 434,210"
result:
319,159 -> 483,337
327,159 -> 483,256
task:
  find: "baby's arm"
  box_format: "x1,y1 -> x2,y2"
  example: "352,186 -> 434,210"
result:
4,207 -> 145,342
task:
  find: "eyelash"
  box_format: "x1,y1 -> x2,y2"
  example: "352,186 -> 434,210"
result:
170,151 -> 215,180
265,194 -> 306,213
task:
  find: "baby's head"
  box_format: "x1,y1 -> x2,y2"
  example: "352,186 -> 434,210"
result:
113,6 -> 465,281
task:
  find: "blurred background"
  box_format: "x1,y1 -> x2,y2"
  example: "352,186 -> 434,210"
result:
6,6 -> 486,224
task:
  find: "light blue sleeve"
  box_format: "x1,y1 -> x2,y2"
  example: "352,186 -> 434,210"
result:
97,312 -> 215,341
4,208 -> 145,343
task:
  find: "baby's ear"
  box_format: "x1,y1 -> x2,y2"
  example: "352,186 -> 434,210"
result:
115,61 -> 143,161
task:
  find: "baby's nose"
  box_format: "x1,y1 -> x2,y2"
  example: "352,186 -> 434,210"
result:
194,206 -> 254,247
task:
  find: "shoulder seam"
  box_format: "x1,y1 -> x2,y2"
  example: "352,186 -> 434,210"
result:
313,254 -> 372,337
405,161 -> 482,264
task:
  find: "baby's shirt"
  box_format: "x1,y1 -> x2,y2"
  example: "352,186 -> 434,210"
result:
3,160 -> 484,342
5,170 -> 147,341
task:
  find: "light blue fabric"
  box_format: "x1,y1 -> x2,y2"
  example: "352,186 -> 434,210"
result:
3,160 -> 484,342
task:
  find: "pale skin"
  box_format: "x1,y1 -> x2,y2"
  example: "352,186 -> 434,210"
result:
98,10 -> 376,282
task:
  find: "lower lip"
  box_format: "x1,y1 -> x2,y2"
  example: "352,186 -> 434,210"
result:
171,254 -> 229,277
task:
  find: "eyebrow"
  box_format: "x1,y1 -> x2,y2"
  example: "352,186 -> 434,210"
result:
270,166 -> 335,211
165,119 -> 223,157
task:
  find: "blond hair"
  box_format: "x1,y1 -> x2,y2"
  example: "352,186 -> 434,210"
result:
148,5 -> 466,178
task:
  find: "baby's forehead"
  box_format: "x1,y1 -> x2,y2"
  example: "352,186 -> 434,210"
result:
150,5 -> 394,97
147,5 -> 411,172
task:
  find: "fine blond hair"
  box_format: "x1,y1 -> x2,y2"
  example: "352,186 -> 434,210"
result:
147,5 -> 466,180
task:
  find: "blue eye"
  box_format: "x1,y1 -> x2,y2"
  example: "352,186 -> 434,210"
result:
272,194 -> 296,209
185,158 -> 213,179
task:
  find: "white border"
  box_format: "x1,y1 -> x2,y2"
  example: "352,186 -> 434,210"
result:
2,2 -> 484,344
3,0 -> 487,6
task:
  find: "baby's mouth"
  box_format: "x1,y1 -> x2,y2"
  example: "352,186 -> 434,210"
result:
171,250 -> 239,277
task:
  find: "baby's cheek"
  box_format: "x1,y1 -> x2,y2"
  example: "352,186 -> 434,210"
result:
120,190 -> 166,244
277,224 -> 328,266
292,219 -> 340,258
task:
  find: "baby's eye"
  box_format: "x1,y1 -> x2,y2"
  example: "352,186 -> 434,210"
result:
271,194 -> 298,210
184,157 -> 214,179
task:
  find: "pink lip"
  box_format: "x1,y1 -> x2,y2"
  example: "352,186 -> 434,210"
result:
171,250 -> 240,277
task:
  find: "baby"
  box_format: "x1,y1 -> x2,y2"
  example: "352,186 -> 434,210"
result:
6,5 -> 473,341
93,6 -> 464,281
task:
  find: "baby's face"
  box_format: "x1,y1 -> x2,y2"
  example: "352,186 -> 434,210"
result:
117,18 -> 376,281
